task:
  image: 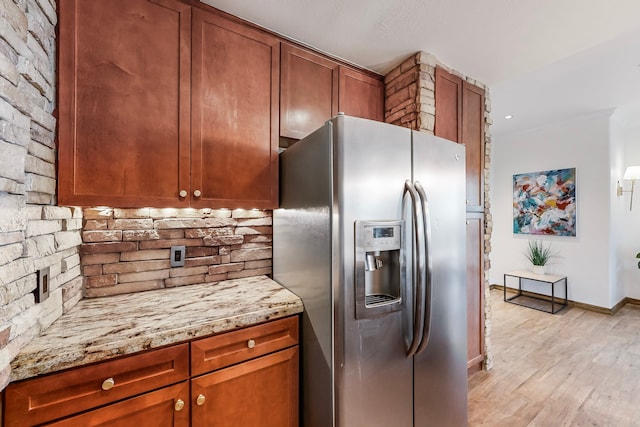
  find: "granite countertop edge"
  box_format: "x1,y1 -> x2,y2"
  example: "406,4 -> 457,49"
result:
10,275 -> 303,382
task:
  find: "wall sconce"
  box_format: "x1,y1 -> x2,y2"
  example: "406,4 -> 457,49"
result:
617,166 -> 640,211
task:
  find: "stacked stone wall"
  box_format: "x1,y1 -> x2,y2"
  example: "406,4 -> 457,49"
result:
384,52 -> 437,133
80,208 -> 272,297
0,0 -> 84,390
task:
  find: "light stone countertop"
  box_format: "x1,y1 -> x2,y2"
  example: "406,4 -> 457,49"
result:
10,276 -> 303,382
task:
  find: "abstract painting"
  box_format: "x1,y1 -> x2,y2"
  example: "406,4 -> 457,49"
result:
513,168 -> 576,236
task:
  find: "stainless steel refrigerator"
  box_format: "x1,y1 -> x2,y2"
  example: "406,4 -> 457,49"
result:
273,114 -> 467,427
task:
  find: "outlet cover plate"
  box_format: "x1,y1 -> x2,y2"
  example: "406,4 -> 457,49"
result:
36,267 -> 50,303
170,245 -> 186,268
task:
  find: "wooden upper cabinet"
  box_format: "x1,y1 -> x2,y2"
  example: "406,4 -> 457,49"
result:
434,67 -> 462,143
338,67 -> 384,122
280,45 -> 385,140
462,81 -> 485,210
191,9 -> 279,209
434,67 -> 485,211
58,0 -> 192,207
58,0 -> 381,208
280,44 -> 339,140
58,0 -> 278,209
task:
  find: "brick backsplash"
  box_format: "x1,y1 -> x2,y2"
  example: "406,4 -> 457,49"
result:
80,208 -> 273,297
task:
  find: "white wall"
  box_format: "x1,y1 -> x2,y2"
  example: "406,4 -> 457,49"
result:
490,112 -> 615,308
609,112 -> 626,306
615,107 -> 640,299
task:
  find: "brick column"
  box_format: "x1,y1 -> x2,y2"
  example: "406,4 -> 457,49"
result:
384,52 -> 436,133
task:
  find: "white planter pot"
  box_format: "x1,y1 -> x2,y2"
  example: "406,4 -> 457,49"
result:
531,265 -> 546,275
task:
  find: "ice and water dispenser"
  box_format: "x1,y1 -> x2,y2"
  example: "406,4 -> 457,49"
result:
354,220 -> 404,319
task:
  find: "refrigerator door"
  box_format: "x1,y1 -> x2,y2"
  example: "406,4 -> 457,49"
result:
334,115 -> 414,427
411,131 -> 468,427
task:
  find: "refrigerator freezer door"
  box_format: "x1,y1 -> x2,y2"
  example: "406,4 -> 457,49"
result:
411,131 -> 468,427
334,115 -> 414,427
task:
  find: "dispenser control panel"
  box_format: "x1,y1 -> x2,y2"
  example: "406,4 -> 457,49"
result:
361,222 -> 402,251
354,219 -> 404,319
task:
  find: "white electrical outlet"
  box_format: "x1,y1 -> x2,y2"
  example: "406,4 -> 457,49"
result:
170,245 -> 186,268
36,267 -> 50,303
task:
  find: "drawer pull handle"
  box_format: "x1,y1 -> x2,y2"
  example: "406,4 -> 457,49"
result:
175,399 -> 185,411
193,189 -> 202,198
179,190 -> 187,198
196,394 -> 206,406
247,339 -> 256,349
101,378 -> 115,391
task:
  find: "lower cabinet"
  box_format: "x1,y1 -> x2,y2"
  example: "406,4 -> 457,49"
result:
190,316 -> 299,426
466,213 -> 485,374
192,348 -> 299,427
3,316 -> 300,426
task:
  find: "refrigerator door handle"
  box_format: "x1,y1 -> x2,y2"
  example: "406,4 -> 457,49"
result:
403,180 -> 426,358
414,181 -> 433,355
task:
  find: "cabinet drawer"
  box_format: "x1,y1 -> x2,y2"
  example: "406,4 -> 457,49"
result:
191,316 -> 299,376
4,343 -> 189,427
44,381 -> 190,427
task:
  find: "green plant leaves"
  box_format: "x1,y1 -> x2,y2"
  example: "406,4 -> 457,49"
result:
525,240 -> 553,266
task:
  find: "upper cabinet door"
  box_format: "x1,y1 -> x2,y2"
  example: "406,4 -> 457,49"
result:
338,67 -> 384,122
191,10 -> 280,209
434,67 -> 462,143
434,67 -> 485,211
58,0 -> 192,207
280,44 -> 339,140
461,82 -> 485,210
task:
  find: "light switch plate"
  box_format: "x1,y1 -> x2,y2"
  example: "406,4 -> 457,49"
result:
170,245 -> 186,267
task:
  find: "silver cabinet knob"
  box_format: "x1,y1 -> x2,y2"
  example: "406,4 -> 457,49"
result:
247,339 -> 256,349
193,189 -> 202,198
175,399 -> 185,411
101,377 -> 115,391
179,190 -> 187,198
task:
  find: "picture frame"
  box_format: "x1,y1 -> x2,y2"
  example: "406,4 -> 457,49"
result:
513,168 -> 576,236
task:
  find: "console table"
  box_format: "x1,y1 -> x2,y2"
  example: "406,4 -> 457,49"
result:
503,270 -> 568,314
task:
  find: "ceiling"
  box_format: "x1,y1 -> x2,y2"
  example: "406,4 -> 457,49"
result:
201,0 -> 640,136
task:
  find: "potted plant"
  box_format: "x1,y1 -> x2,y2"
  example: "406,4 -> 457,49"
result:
525,240 -> 553,275
636,252 -> 640,269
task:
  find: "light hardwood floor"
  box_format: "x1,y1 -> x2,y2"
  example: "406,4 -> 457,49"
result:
468,289 -> 640,427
